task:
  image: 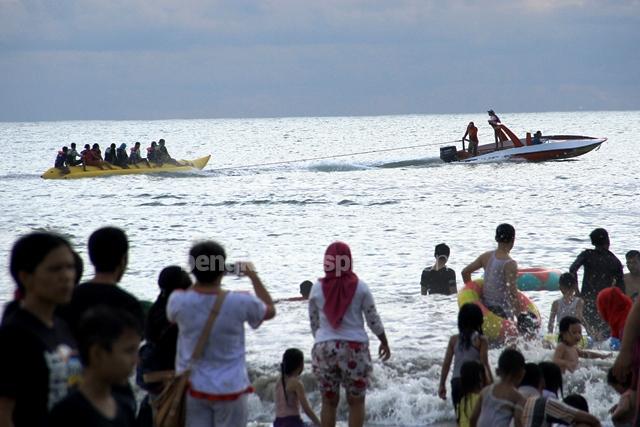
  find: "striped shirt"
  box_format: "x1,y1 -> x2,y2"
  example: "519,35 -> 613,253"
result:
522,397 -> 579,427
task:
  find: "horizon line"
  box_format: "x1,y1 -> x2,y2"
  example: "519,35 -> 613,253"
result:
1,107 -> 639,125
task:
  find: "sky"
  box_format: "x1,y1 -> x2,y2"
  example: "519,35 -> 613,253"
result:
0,0 -> 639,121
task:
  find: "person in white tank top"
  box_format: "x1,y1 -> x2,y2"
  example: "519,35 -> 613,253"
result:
462,224 -> 524,320
469,348 -> 526,427
547,273 -> 584,334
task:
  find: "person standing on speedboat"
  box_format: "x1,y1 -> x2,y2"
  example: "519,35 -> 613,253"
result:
487,110 -> 502,149
461,223 -> 524,320
462,122 -> 479,156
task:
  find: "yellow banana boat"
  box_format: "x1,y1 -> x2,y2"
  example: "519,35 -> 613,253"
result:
41,155 -> 210,180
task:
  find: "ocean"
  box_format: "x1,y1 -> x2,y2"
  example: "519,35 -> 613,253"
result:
0,110 -> 637,426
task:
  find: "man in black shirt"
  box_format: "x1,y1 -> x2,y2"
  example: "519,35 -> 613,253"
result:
569,228 -> 624,341
421,243 -> 457,295
59,227 -> 144,334
58,227 -> 144,413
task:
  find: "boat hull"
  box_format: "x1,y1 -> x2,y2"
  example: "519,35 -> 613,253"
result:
460,138 -> 605,163
41,155 -> 211,179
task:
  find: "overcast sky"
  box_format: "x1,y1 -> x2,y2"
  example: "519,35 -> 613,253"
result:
1,0 -> 639,121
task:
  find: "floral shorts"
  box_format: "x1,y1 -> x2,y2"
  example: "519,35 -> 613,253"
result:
311,340 -> 372,398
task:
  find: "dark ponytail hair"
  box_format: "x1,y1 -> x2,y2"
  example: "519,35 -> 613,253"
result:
158,266 -> 192,297
458,303 -> 484,349
539,361 -> 563,398
280,348 -> 304,403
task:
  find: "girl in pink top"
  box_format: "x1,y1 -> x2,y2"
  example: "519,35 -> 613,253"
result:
274,348 -> 320,427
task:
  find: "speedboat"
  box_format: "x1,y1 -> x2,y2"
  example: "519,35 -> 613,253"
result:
41,155 -> 210,179
440,123 -> 606,163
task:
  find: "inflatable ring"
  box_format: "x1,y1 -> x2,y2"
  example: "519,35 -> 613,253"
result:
458,279 -> 541,344
517,268 -> 562,291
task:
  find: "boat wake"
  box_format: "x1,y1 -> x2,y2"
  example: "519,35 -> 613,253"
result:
376,157 -> 443,168
201,155 -> 445,176
307,161 -> 372,172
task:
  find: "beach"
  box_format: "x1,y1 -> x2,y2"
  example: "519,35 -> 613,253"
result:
1,110 -> 637,425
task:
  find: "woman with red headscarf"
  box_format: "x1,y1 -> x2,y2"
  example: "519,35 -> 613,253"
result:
308,242 -> 390,427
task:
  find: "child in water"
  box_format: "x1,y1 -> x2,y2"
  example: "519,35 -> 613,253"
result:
274,348 -> 320,427
439,303 -> 493,413
469,348 -> 526,427
548,273 -> 584,334
607,368 -> 636,427
552,316 -> 607,373
457,361 -> 486,427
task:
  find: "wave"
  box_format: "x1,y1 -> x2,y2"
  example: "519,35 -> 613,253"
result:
245,341 -> 615,426
247,357 -> 456,426
367,200 -> 400,206
308,161 -> 372,172
376,157 -> 443,169
0,172 -> 42,180
136,201 -> 188,207
151,194 -> 184,200
202,199 -> 329,207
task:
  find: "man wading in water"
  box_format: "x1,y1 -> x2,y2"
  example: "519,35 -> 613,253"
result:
461,224 -> 525,320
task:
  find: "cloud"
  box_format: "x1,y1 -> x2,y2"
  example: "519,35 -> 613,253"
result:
0,0 -> 639,120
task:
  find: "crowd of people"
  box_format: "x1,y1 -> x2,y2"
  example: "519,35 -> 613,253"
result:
2,222 -> 640,427
0,228 -> 390,427
427,223 -> 640,427
53,139 -> 179,174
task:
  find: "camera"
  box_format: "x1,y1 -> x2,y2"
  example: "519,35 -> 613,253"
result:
225,263 -> 240,276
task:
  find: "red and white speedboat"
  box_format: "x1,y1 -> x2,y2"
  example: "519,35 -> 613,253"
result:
440,123 -> 606,163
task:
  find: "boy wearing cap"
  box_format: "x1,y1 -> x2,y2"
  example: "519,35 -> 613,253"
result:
421,243 -> 457,295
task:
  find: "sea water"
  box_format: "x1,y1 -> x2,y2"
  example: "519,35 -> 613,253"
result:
0,111 -> 638,426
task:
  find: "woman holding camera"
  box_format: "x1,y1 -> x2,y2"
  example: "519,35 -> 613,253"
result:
167,241 -> 276,427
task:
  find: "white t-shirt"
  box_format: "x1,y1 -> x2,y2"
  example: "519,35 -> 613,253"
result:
167,289 -> 266,395
308,279 -> 385,344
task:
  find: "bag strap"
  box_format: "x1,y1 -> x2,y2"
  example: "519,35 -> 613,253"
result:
191,290 -> 228,361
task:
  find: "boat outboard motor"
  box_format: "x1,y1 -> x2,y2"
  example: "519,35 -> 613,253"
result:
440,146 -> 458,163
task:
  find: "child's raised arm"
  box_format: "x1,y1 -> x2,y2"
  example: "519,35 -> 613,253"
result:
462,254 -> 485,283
291,379 -> 320,426
438,335 -> 457,400
548,300 -> 558,334
576,348 -> 608,360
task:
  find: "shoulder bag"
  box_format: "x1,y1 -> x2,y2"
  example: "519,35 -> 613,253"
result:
152,290 -> 228,427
